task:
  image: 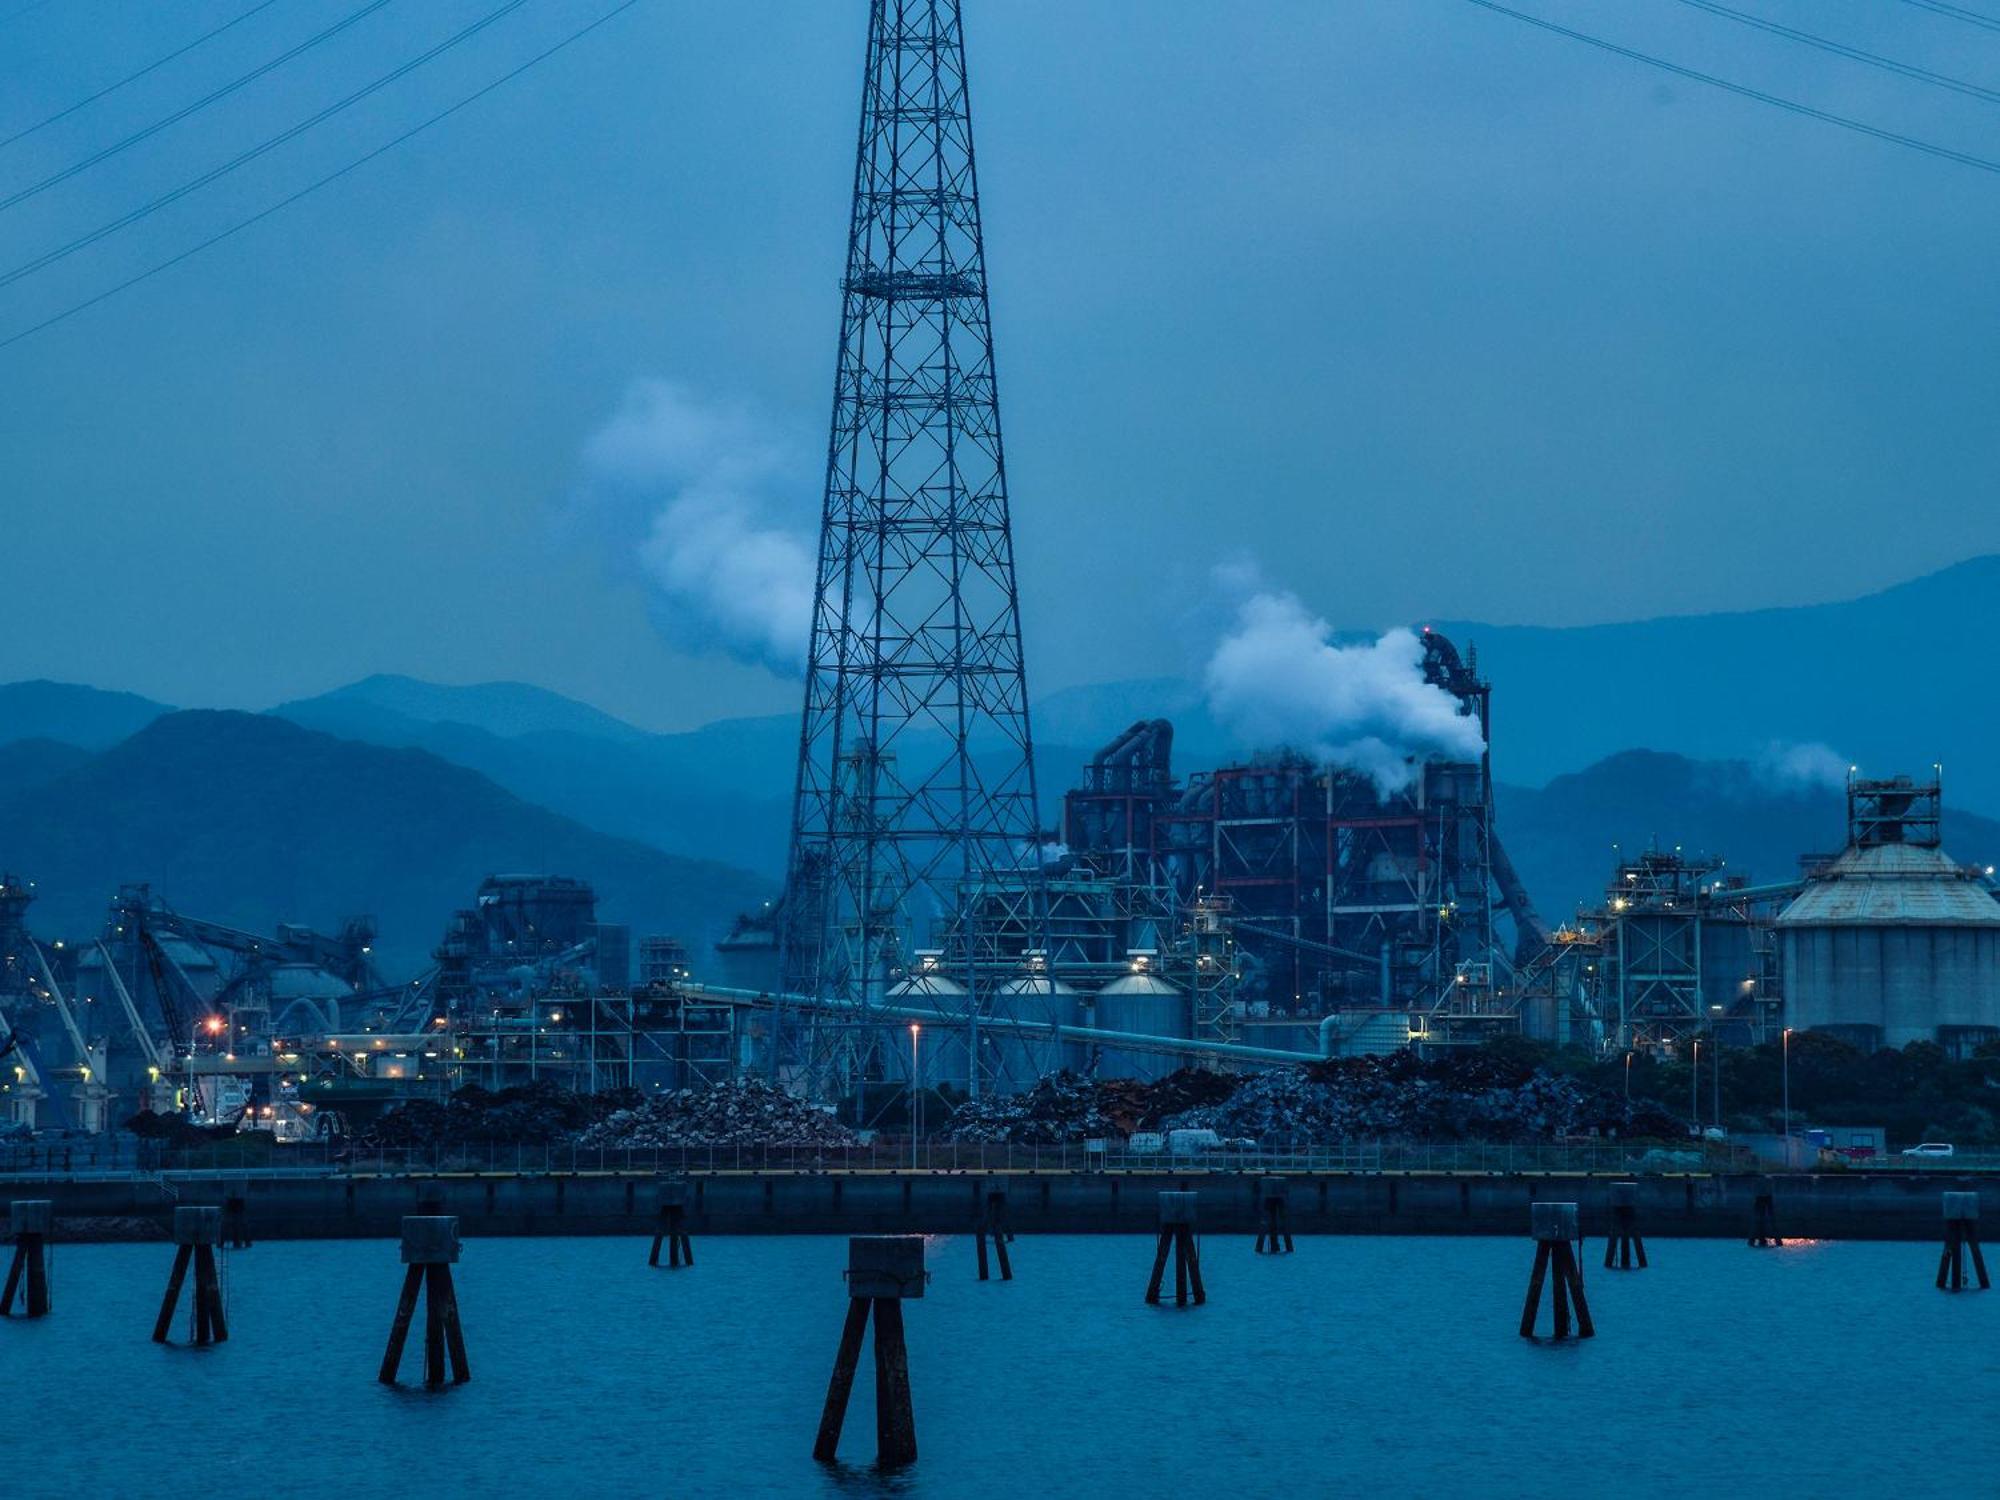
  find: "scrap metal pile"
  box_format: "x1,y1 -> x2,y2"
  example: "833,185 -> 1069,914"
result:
944,1053 -> 1685,1144
572,1078 -> 855,1149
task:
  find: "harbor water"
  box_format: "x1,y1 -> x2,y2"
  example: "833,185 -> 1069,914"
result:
6,1234 -> 1995,1497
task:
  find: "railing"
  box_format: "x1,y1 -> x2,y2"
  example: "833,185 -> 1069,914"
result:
1,1136 -> 1763,1178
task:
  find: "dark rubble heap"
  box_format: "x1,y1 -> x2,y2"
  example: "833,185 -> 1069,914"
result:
573,1077 -> 857,1149
943,1053 -> 1684,1144
362,1080 -> 638,1148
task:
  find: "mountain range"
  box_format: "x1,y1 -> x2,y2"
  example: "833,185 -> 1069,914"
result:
0,712 -> 775,977
2,557 -> 1995,975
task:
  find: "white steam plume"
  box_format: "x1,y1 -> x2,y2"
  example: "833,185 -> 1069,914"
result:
1756,740 -> 1850,792
566,380 -> 814,676
1203,588 -> 1485,793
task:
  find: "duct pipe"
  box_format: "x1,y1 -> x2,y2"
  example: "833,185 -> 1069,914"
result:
684,983 -> 1331,1066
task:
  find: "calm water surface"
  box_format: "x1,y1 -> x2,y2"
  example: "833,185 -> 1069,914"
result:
6,1233 -> 1994,1497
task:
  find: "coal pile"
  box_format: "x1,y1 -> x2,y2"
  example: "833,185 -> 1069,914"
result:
574,1077 -> 856,1149
363,1081 -> 638,1148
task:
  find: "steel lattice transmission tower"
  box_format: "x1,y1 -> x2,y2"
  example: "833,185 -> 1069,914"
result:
778,0 -> 1043,1104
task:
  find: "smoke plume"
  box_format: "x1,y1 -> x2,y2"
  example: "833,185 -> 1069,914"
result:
1756,740 -> 1850,792
1203,587 -> 1485,793
566,380 -> 815,676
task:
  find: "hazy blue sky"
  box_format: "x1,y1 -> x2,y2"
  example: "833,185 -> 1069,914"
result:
2,0 -> 1997,730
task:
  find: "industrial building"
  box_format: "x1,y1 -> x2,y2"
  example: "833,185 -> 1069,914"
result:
1778,776 -> 2000,1056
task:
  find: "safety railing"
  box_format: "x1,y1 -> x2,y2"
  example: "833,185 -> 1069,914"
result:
2,1136 -> 1765,1178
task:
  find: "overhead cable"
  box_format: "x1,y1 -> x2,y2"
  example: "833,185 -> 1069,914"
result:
1672,0 -> 2000,105
0,0 -> 536,289
0,0 -> 647,351
0,0 -> 398,212
1,0 -> 290,154
1897,0 -> 2000,34
1457,0 -> 2000,176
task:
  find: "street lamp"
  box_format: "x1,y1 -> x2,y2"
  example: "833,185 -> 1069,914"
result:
1691,1038 -> 1701,1133
1624,1050 -> 1633,1103
1782,1027 -> 1794,1167
909,1023 -> 921,1172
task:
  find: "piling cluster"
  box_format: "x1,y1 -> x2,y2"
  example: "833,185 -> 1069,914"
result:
1144,1191 -> 1207,1306
153,1206 -> 228,1345
380,1216 -> 470,1388
2,1199 -> 52,1318
649,1179 -> 695,1269
1520,1202 -> 1594,1340
1937,1192 -> 1989,1292
816,1235 -> 924,1467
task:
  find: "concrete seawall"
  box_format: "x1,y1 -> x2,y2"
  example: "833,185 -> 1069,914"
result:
3,1170 -> 1986,1242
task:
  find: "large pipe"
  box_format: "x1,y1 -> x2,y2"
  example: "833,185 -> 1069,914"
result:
682,983 -> 1330,1066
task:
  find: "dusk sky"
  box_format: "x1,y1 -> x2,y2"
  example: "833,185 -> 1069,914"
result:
3,0 -> 1997,731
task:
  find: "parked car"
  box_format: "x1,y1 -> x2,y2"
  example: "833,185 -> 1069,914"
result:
1901,1142 -> 1956,1158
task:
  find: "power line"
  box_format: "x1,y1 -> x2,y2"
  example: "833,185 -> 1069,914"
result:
1672,0 -> 2000,105
0,0 -> 647,352
1897,0 -> 2000,34
1457,0 -> 2000,176
0,0 -> 536,289
1,0 -> 290,154
0,0 -> 397,213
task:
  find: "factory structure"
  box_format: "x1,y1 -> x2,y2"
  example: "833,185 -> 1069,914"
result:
5,0 -> 2000,1139
6,748 -> 1997,1138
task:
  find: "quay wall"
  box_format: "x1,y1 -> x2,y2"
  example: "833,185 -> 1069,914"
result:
0,1170 -> 1985,1242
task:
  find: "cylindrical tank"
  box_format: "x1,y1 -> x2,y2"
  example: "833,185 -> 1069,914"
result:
885,955 -> 972,1091
1088,957 -> 1191,1082
1777,842 -> 2000,1053
991,975 -> 1084,1089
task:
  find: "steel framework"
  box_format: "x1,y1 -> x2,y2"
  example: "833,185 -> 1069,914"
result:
780,0 -> 1042,1105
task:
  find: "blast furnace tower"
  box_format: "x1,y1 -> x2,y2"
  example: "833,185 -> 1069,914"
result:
780,0 -> 1043,1104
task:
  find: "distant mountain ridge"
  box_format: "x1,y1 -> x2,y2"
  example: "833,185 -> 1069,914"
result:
0,711 -> 776,977
275,674 -> 652,744
0,680 -> 171,750
1495,749 -> 2000,925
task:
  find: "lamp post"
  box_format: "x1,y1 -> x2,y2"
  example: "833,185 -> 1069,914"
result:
1624,1050 -> 1633,1103
1690,1038 -> 1700,1133
1782,1026 -> 1793,1167
908,1023 -> 920,1172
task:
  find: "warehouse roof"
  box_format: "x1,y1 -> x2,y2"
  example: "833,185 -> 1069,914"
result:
1776,842 -> 2000,927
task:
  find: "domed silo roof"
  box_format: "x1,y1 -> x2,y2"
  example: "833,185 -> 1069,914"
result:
1776,842 -> 2000,927
1777,781 -> 2000,1052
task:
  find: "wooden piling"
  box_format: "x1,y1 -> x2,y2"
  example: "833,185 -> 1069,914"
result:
1603,1181 -> 1647,1270
1520,1202 -> 1593,1340
814,1235 -> 925,1468
1144,1192 -> 1206,1306
1937,1191 -> 1990,1292
380,1216 -> 469,1387
1748,1176 -> 1784,1248
975,1177 -> 1012,1282
222,1178 -> 252,1250
649,1179 -> 694,1269
154,1206 -> 228,1345
2,1200 -> 53,1319
1254,1177 -> 1294,1254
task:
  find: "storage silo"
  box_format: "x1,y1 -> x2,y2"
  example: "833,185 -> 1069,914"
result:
1777,776 -> 2000,1055
991,952 -> 1084,1090
1087,950 -> 1191,1082
886,951 -> 973,1091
